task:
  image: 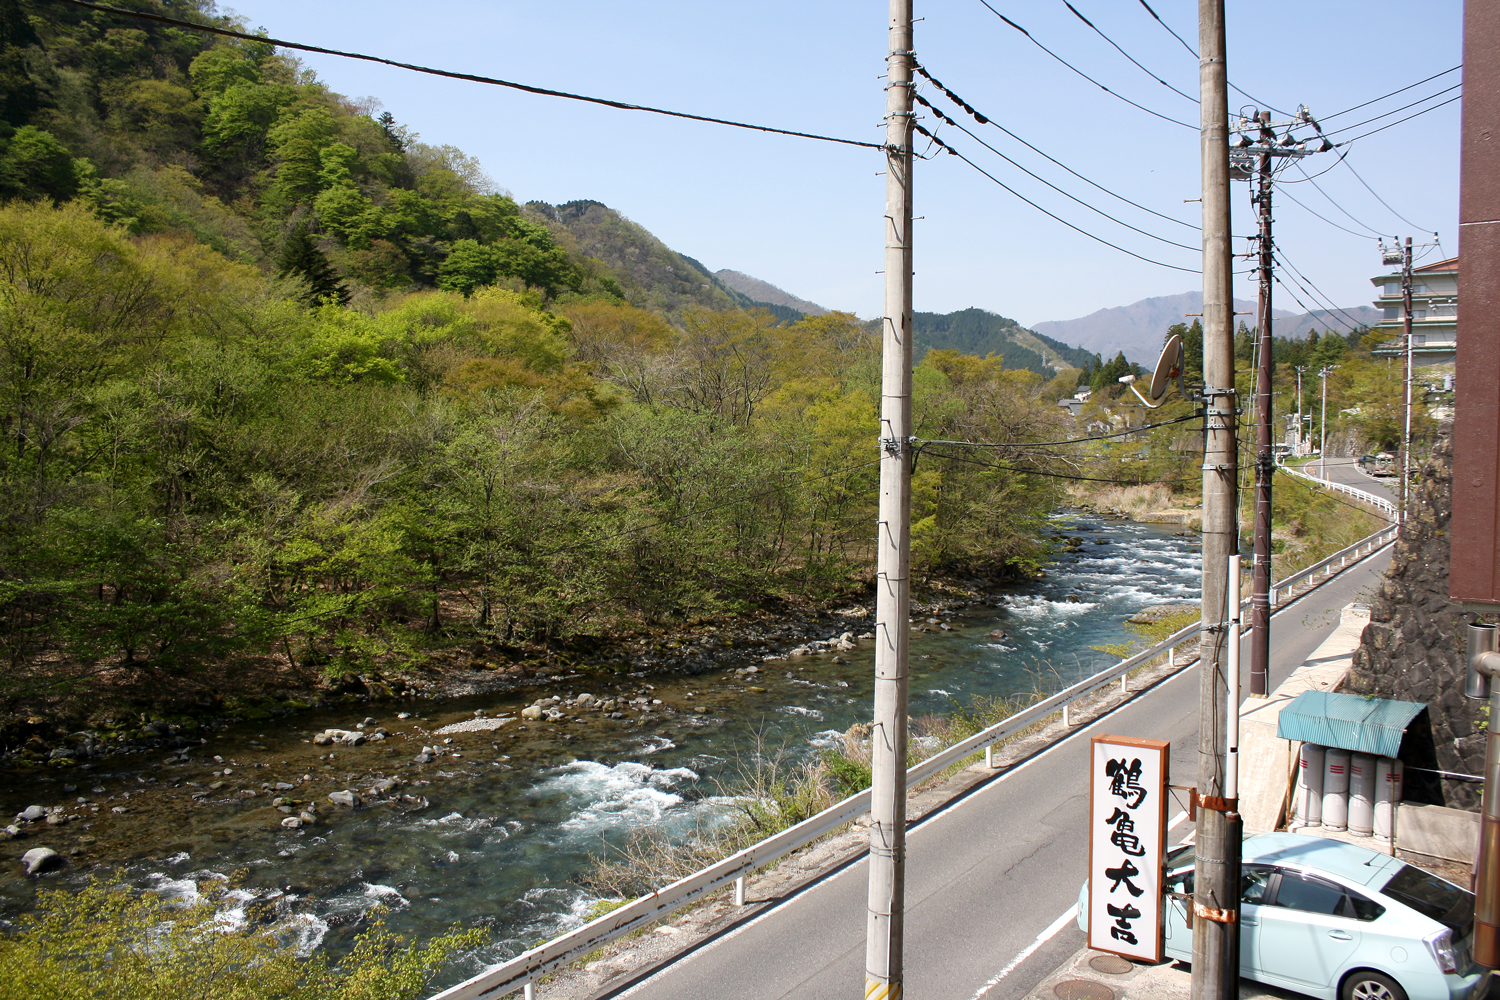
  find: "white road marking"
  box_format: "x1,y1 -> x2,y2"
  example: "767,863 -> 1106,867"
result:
1167,809 -> 1188,831
968,904 -> 1079,999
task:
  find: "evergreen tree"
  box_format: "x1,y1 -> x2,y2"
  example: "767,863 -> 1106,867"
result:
277,224 -> 350,305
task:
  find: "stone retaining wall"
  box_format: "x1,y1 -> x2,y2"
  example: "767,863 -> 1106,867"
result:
1345,428 -> 1488,809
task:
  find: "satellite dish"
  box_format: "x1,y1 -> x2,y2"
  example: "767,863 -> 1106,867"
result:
1150,334 -> 1185,401
1127,334 -> 1185,409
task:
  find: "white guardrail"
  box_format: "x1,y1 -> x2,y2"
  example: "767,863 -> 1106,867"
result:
1279,463 -> 1400,521
431,520 -> 1401,1000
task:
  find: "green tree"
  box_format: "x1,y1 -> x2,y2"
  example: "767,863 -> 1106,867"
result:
276,223 -> 349,304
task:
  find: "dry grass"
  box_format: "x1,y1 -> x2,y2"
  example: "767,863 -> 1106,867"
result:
1069,482 -> 1180,518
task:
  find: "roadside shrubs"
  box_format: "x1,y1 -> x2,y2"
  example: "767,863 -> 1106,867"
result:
0,877 -> 485,1000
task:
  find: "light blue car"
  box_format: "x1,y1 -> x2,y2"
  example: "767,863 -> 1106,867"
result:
1077,832 -> 1491,1000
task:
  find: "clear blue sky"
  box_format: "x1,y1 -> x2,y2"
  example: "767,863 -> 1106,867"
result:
223,0 -> 1462,330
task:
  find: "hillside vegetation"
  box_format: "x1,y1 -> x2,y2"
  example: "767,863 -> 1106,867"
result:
0,0 -> 1078,731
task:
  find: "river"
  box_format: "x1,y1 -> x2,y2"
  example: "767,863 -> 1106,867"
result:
0,511 -> 1200,986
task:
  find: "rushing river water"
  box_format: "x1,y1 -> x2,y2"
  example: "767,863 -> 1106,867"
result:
0,511 -> 1200,986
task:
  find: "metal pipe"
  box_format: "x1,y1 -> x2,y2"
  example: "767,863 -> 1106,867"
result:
1227,554 -> 1241,797
1467,623 -> 1500,967
734,876 -> 745,906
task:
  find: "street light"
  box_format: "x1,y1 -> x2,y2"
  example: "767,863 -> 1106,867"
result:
1318,364 -> 1341,478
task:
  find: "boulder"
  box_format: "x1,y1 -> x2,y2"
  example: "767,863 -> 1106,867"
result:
327,790 -> 360,808
576,693 -> 596,709
521,705 -> 544,720
16,805 -> 44,823
298,811 -> 317,825
2,824 -> 22,839
312,733 -> 333,746
21,847 -> 61,875
280,816 -> 303,830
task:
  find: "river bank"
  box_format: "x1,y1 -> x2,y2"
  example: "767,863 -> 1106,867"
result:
0,510 -> 1201,987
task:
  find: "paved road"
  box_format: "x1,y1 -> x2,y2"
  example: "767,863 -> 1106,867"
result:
606,547 -> 1393,1000
1302,456 -> 1397,505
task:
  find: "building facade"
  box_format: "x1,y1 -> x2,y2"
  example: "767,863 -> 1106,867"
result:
1369,256 -> 1458,363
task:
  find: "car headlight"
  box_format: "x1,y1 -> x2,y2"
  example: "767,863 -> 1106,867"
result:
1424,927 -> 1459,974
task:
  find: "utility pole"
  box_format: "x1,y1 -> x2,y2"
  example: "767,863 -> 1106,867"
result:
1319,364 -> 1339,475
1250,144 -> 1274,698
1401,236 -> 1414,521
865,0 -> 913,996
1228,107 -> 1315,700
1293,366 -> 1308,456
1193,2 -> 1241,998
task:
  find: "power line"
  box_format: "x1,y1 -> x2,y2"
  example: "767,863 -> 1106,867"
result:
918,412 -> 1199,452
1322,64 -> 1462,120
1323,83 -> 1463,138
1272,271 -> 1360,337
1277,184 -> 1381,241
923,447 -> 1199,487
1339,157 -> 1429,233
1276,146 -> 1351,184
1274,248 -> 1374,334
1131,0 -> 1288,115
915,63 -> 1199,231
46,0 -> 884,151
1337,94 -> 1463,146
916,100 -> 1199,251
975,0 -> 1196,129
1288,164 -> 1390,238
921,128 -> 1201,273
1059,0 -> 1197,104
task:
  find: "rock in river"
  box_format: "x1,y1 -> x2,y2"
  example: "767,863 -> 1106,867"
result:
16,805 -> 44,823
328,790 -> 361,809
21,847 -> 61,875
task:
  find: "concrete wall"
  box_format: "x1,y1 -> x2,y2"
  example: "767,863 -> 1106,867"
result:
1346,428 -> 1489,809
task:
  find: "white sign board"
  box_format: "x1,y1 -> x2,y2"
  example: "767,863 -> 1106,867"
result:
1087,735 -> 1169,962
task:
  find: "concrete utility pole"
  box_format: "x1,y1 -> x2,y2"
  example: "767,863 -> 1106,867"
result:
1401,236 -> 1414,521
1293,366 -> 1308,456
1193,2 -> 1242,997
1319,365 -> 1339,475
1250,147 -> 1274,698
865,0 -> 914,996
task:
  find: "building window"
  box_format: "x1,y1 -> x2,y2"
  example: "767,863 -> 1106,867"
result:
1384,307 -> 1399,320
1385,281 -> 1400,294
1413,334 -> 1426,345
1415,309 -> 1428,320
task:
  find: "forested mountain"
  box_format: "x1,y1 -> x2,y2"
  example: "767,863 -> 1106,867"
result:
0,0 -> 1081,725
913,307 -> 1096,376
715,269 -> 829,317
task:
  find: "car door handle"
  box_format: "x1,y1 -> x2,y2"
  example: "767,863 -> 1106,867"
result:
1242,918 -> 1258,926
1329,930 -> 1353,941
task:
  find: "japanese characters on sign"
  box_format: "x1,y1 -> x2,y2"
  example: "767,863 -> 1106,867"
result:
1088,735 -> 1169,962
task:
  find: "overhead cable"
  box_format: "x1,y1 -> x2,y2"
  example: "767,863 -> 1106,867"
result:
1337,94 -> 1463,146
925,447 -> 1199,487
1272,273 -> 1360,337
1323,83 -> 1463,139
1132,0 -> 1288,115
46,0 -> 884,151
1277,185 -> 1381,241
919,412 -> 1198,451
1339,158 -> 1430,233
975,0 -> 1196,129
1059,0 -> 1198,104
1272,248 -> 1374,334
1276,146 -> 1352,184
1322,65 -> 1462,121
918,127 -> 1201,273
915,96 -> 1199,251
915,63 -> 1199,231
1288,166 -> 1390,238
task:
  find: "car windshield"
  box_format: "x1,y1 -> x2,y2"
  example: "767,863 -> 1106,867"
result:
1381,865 -> 1474,935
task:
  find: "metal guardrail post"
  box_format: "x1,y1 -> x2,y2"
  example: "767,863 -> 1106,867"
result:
734,877 -> 745,906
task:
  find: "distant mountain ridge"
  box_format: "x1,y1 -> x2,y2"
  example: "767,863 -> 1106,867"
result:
715,269 -> 828,316
1033,291 -> 1380,364
912,308 -> 1096,376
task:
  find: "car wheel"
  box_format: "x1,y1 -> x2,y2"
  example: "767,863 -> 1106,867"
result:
1340,970 -> 1408,1000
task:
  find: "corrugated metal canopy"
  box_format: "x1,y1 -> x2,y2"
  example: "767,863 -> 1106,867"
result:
1276,690 -> 1426,758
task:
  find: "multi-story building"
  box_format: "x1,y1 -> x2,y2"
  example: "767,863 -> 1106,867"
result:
1369,256 -> 1458,363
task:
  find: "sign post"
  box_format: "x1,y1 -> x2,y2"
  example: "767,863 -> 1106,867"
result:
1088,735 -> 1170,963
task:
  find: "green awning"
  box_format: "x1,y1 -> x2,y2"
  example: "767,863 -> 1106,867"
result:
1275,690 -> 1426,758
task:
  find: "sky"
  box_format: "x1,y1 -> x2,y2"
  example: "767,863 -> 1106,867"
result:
220,1 -> 1463,330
